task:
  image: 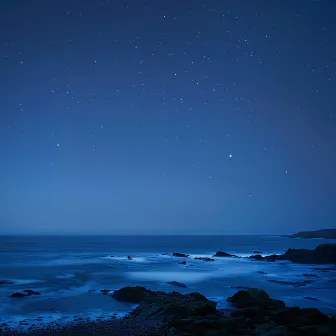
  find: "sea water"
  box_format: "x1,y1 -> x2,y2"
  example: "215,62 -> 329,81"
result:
0,235 -> 335,329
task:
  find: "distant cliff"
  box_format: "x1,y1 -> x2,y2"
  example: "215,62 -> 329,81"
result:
285,229 -> 336,239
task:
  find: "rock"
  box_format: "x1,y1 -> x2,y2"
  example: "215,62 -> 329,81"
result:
254,251 -> 263,254
110,255 -> 114,257
287,229 -> 336,239
261,326 -> 289,336
297,308 -> 330,326
23,289 -> 41,296
172,252 -> 189,257
230,306 -> 265,318
112,286 -> 151,303
179,261 -> 187,265
9,292 -> 27,298
249,254 -> 264,261
268,279 -> 313,287
167,281 -> 187,288
213,251 -> 237,257
130,290 -> 217,323
0,280 -> 14,285
227,288 -> 285,310
279,244 -> 336,264
256,271 -> 267,274
264,254 -> 280,262
297,325 -> 330,336
230,286 -> 249,290
127,256 -> 132,260
194,257 -> 215,261
270,306 -> 301,324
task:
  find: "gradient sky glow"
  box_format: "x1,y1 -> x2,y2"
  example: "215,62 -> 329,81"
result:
1,0 -> 335,235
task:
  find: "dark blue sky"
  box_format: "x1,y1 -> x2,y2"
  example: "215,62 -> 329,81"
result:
1,0 -> 335,235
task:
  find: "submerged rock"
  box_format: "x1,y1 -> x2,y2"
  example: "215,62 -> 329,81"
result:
213,251 -> 237,257
127,256 -> 133,260
167,281 -> 187,288
179,261 -> 187,265
0,280 -> 14,285
172,252 -> 189,257
9,292 -> 27,298
268,279 -> 313,287
194,257 -> 215,261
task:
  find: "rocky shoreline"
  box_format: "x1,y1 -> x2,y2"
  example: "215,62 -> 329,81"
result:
1,286 -> 335,336
1,243 -> 335,335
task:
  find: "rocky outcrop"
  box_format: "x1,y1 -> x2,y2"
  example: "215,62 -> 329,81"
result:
172,252 -> 189,257
112,286 -> 151,303
226,288 -> 286,310
167,281 -> 187,288
213,251 -> 237,257
9,292 -> 27,298
111,286 -> 333,336
286,229 -> 336,239
248,244 -> 336,264
9,289 -> 41,298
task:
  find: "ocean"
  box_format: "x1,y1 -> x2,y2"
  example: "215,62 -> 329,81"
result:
0,235 -> 335,330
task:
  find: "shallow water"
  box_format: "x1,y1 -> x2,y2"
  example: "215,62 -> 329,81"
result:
0,235 -> 335,329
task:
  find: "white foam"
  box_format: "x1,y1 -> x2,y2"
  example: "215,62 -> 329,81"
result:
126,271 -> 215,283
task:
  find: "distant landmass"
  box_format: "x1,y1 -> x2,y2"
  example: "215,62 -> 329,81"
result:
284,229 -> 336,239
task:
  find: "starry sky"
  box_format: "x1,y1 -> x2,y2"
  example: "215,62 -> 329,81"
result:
1,0 -> 335,235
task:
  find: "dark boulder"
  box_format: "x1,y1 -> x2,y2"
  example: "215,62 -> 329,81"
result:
249,254 -> 264,261
297,308 -> 330,326
130,290 -> 217,323
172,252 -> 189,258
112,286 -> 151,303
194,257 -> 215,261
213,251 -> 236,257
10,292 -> 27,298
270,306 -> 301,325
179,261 -> 187,265
167,281 -> 187,288
127,256 -> 133,260
227,288 -> 285,310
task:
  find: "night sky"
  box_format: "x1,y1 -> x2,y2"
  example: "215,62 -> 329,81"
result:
1,0 -> 335,235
